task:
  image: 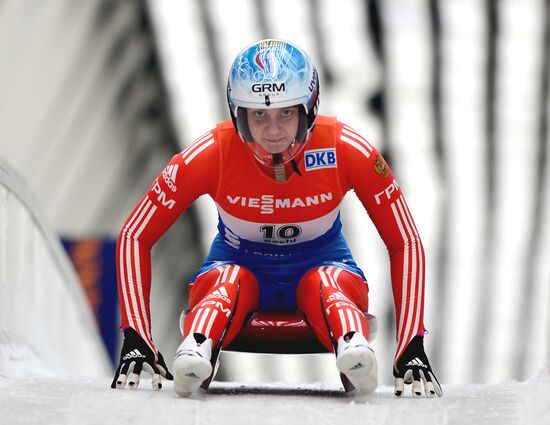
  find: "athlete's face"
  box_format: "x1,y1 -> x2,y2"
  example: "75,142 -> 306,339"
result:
247,107 -> 300,154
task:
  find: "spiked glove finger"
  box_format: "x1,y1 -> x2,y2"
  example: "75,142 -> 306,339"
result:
111,327 -> 173,391
393,336 -> 442,398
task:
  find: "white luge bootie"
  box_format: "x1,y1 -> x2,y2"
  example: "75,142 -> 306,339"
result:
336,331 -> 378,395
173,333 -> 213,397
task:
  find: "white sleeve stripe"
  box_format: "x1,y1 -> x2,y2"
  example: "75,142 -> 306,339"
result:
184,138 -> 215,165
392,195 -> 424,361
396,198 -> 418,358
183,137 -> 215,165
118,196 -> 149,333
401,195 -> 425,350
132,204 -> 157,341
391,199 -> 410,352
135,204 -> 157,237
119,197 -> 157,352
397,199 -> 419,361
181,132 -> 213,160
341,127 -> 374,151
340,135 -> 371,159
129,207 -> 157,350
123,200 -> 153,341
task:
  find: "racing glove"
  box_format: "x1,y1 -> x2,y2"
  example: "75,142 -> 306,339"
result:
111,327 -> 173,390
393,335 -> 442,398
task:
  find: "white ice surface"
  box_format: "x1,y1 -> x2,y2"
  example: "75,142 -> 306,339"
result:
1,375 -> 548,425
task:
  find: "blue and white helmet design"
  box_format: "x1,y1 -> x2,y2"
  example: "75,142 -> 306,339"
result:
227,39 -> 320,165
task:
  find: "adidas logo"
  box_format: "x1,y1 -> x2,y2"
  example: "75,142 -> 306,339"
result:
162,164 -> 179,192
123,349 -> 146,361
350,362 -> 364,370
406,357 -> 428,368
212,287 -> 229,297
206,287 -> 231,303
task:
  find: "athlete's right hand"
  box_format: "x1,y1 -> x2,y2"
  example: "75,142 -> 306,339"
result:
111,327 -> 173,390
393,336 -> 442,398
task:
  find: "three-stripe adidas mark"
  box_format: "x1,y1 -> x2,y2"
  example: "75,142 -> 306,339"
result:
162,164 -> 179,192
211,287 -> 229,297
123,349 -> 147,361
405,357 -> 428,368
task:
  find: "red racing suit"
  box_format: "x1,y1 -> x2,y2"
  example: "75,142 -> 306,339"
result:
116,116 -> 427,363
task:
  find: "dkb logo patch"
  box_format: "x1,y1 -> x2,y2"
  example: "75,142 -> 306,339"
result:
304,148 -> 337,171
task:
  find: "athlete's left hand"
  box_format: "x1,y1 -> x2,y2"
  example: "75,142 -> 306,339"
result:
393,336 -> 442,398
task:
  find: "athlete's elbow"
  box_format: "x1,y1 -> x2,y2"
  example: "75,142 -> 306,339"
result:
119,224 -> 138,242
386,234 -> 424,254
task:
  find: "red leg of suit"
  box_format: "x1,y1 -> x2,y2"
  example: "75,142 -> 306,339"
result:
296,265 -> 370,352
182,264 -> 259,348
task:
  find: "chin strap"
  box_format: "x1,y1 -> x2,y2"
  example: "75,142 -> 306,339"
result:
271,148 -> 303,182
273,164 -> 286,182
272,153 -> 287,182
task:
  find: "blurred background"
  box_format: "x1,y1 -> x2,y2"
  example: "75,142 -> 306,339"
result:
0,0 -> 549,386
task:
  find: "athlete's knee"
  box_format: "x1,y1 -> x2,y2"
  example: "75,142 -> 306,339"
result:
297,266 -> 327,293
296,266 -> 348,314
182,264 -> 259,341
297,266 -> 369,311
296,268 -> 324,310
232,265 -> 259,290
189,263 -> 259,308
297,266 -> 343,300
231,265 -> 260,310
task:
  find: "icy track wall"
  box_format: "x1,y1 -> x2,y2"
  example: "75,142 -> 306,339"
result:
0,158 -> 111,377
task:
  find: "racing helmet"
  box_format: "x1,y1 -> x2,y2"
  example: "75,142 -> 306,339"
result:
227,39 -> 320,166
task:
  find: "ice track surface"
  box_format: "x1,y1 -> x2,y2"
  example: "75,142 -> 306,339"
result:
1,376 -> 549,425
